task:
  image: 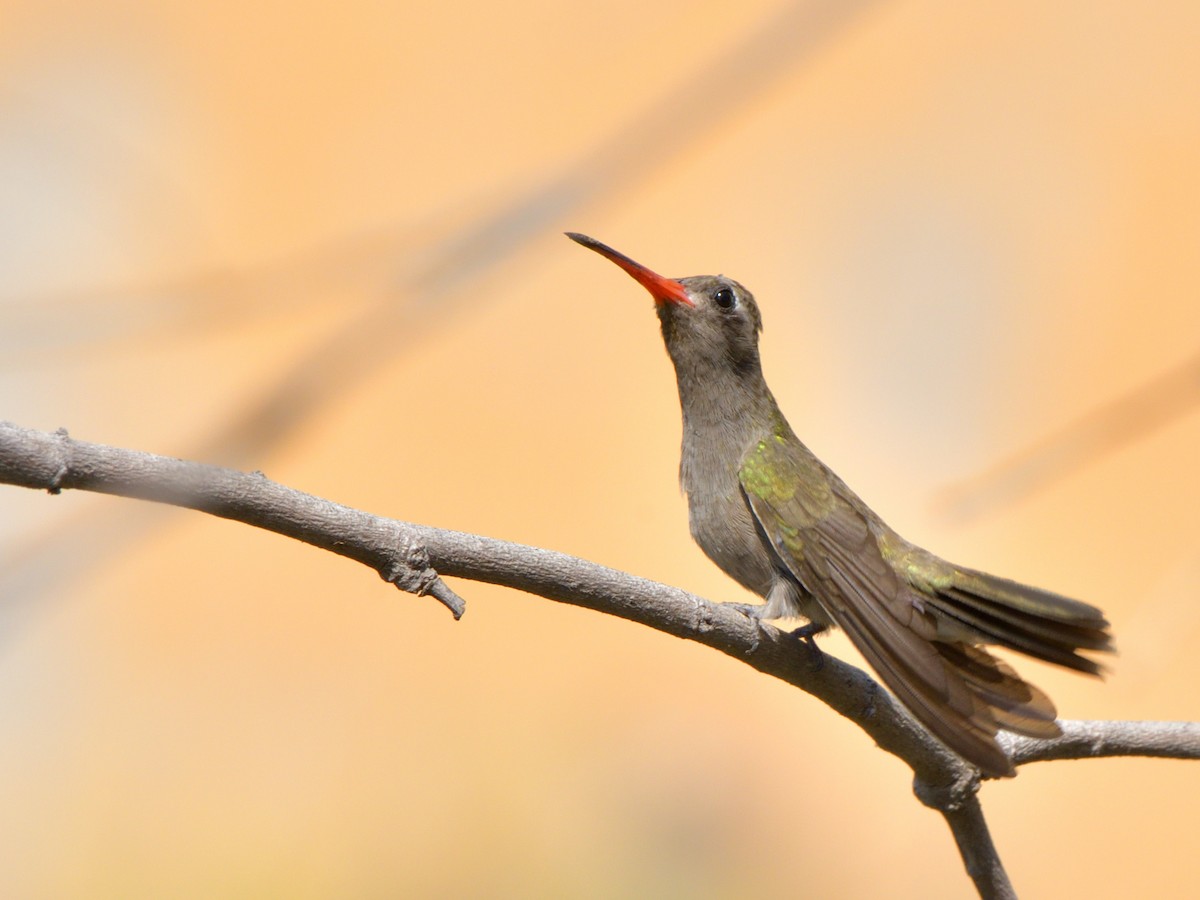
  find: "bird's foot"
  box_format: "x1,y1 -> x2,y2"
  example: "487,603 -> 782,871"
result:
787,622 -> 829,671
721,602 -> 775,656
724,601 -> 769,620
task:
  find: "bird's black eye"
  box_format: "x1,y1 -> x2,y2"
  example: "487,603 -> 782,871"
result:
714,287 -> 736,310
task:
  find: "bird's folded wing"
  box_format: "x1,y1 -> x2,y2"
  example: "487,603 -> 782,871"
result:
738,436 -> 1031,776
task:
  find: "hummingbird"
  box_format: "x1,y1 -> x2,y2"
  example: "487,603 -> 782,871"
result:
566,231 -> 1113,777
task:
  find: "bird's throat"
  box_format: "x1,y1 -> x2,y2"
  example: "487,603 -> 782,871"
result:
672,354 -> 780,498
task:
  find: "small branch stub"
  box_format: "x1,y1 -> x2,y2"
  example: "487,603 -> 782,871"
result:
48,427 -> 72,494
384,535 -> 466,619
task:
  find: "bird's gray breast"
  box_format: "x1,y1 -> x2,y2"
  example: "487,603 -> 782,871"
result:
680,426 -> 777,599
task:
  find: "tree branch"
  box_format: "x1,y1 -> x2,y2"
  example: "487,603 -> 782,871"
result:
1004,719 -> 1200,766
915,773 -> 1015,900
2,420 -> 1196,897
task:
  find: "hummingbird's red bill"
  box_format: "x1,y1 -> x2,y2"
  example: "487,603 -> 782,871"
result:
566,232 -> 693,307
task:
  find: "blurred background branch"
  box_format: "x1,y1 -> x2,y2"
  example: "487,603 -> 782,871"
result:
938,350 -> 1200,521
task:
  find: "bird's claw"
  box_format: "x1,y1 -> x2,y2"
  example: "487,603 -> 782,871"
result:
724,601 -> 768,620
720,604 -> 829,670
722,602 -> 772,656
787,622 -> 828,671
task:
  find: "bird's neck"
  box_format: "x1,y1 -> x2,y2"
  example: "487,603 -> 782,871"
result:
670,354 -> 783,495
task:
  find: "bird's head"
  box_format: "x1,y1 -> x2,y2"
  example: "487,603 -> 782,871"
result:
566,232 -> 763,375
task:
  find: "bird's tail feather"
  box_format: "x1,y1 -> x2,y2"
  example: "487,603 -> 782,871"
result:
925,569 -> 1113,675
934,642 -> 1062,739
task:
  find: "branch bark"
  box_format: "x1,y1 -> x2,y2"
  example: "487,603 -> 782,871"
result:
1004,719 -> 1200,765
2,421 -> 1196,897
914,774 -> 1016,900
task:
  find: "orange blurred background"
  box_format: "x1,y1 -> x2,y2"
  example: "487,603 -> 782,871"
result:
2,1 -> 1199,896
